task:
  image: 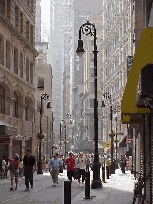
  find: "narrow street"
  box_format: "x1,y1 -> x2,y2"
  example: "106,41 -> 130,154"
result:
0,170 -> 84,204
0,168 -> 135,204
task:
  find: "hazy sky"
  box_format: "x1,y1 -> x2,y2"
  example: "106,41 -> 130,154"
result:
40,0 -> 50,41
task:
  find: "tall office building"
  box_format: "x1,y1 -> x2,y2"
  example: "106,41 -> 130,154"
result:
48,0 -> 73,140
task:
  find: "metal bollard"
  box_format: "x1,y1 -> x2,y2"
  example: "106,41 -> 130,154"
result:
64,180 -> 71,204
83,170 -> 93,199
106,166 -> 109,179
102,166 -> 106,183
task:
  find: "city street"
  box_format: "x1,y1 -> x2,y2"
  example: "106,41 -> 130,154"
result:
0,168 -> 135,204
0,170 -> 84,204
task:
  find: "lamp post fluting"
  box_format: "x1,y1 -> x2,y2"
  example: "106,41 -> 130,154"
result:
76,21 -> 102,189
37,93 -> 51,174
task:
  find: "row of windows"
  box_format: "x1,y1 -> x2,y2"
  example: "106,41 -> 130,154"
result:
0,84 -> 31,121
0,1 -> 34,45
0,34 -> 33,85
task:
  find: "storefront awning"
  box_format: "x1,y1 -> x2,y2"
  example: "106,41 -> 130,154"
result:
119,136 -> 127,147
0,120 -> 17,136
121,28 -> 153,124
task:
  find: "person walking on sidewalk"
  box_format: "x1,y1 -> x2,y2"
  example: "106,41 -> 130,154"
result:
49,153 -> 63,186
121,155 -> 126,173
23,148 -> 36,191
10,153 -> 19,190
77,153 -> 86,187
65,152 -> 75,182
4,162 -> 8,178
19,158 -> 23,179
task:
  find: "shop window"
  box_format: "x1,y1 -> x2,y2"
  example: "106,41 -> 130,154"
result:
20,52 -> 23,78
0,84 -> 5,114
13,92 -> 18,118
14,48 -> 18,74
0,34 -> 4,65
25,98 -> 28,121
15,6 -> 19,29
20,12 -> 23,34
6,40 -> 10,69
26,58 -> 29,82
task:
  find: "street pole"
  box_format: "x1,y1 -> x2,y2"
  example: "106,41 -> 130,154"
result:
65,123 -> 66,158
52,110 -> 53,157
76,21 -> 102,189
60,122 -> 61,150
110,101 -> 114,174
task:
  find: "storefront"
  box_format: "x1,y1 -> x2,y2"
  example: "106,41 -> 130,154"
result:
0,120 -> 17,160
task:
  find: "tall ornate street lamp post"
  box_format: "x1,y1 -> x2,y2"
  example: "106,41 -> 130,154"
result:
37,93 -> 51,174
76,21 -> 102,189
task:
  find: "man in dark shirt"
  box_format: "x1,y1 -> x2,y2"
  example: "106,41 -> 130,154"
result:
23,148 -> 36,191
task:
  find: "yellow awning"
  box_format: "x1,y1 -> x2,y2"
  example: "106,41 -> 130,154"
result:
121,27 -> 153,123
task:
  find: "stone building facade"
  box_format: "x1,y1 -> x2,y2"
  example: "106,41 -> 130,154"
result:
100,0 -> 135,148
0,0 -> 38,160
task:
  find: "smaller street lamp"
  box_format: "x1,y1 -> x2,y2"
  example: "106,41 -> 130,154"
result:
37,93 -> 51,174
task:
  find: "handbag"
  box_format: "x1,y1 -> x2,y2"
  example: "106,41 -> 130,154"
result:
8,163 -> 11,170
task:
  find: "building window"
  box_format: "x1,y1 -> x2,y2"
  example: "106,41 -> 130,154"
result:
15,6 -> 19,29
0,0 -> 5,15
14,48 -> 18,74
39,45 -> 43,53
90,52 -> 94,62
20,52 -> 23,78
20,12 -> 23,34
37,77 -> 44,90
31,0 -> 34,13
38,59 -> 43,64
26,58 -> 29,82
13,92 -> 18,118
6,40 -> 10,69
7,0 -> 11,20
30,25 -> 33,45
25,98 -> 28,121
30,62 -> 33,85
0,84 -> 5,114
90,67 -> 94,77
27,0 -> 30,7
0,34 -> 4,66
26,21 -> 30,41
90,82 -> 94,92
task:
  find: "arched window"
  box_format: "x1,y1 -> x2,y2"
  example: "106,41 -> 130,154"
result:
0,84 -> 5,114
26,58 -> 29,82
25,98 -> 28,121
13,92 -> 18,118
6,40 -> 10,69
0,34 -> 4,65
14,48 -> 18,74
20,52 -> 23,78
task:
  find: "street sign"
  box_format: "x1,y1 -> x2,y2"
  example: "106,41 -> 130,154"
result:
105,141 -> 111,148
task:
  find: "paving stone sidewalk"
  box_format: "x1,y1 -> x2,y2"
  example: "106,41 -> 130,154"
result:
72,169 -> 135,204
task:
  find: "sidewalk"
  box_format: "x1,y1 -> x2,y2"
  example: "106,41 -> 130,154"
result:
72,168 -> 135,204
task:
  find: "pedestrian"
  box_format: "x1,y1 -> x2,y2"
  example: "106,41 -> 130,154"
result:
23,148 -> 36,191
100,155 -> 104,167
2,156 -> 6,178
65,152 -> 75,182
10,153 -> 19,190
19,158 -> 23,179
4,162 -> 8,178
77,153 -> 86,187
48,153 -> 63,186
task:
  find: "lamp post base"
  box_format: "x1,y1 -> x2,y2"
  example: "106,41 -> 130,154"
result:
110,162 -> 115,174
37,161 -> 43,174
91,180 -> 102,189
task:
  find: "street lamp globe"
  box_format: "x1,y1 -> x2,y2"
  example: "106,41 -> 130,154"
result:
76,39 -> 85,57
